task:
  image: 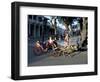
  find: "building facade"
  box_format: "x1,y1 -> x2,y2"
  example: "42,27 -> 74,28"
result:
28,15 -> 53,41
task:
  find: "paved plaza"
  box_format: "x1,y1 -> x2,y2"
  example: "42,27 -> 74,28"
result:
28,36 -> 87,67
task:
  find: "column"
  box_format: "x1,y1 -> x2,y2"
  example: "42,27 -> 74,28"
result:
28,22 -> 31,36
38,25 -> 40,38
33,24 -> 36,38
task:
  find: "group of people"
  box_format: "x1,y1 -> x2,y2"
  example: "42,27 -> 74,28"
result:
33,37 -> 58,55
33,30 -> 71,56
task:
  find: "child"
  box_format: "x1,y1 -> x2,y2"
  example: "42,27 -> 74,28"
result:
33,41 -> 44,55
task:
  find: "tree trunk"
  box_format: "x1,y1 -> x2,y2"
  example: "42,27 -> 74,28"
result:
80,17 -> 87,47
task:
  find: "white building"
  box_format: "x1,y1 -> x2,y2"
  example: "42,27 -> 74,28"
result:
28,15 -> 52,41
